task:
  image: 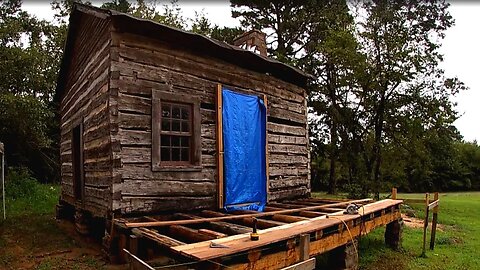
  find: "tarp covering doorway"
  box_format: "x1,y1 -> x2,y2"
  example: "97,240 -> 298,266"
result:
222,88 -> 267,212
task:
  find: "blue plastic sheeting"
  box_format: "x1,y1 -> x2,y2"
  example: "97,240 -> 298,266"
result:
222,88 -> 267,212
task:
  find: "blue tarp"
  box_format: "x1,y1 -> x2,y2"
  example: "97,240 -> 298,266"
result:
222,88 -> 267,212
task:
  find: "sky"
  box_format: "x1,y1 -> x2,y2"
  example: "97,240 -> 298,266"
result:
22,1 -> 479,142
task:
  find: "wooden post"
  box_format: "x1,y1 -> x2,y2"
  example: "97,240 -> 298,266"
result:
299,233 -> 310,261
216,84 -> 224,209
1,142 -> 4,220
391,187 -> 397,200
422,193 -> 429,257
263,95 -> 269,202
430,192 -> 439,250
129,235 -> 138,256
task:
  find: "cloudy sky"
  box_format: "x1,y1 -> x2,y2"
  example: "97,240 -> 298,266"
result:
22,1 -> 480,142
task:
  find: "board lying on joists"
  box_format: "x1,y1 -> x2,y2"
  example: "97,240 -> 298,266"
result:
171,199 -> 402,261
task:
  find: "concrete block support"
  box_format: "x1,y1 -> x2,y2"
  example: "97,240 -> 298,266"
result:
385,218 -> 403,250
328,239 -> 359,270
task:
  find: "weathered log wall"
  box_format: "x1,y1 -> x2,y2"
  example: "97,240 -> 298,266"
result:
59,14 -> 112,216
109,31 -> 310,214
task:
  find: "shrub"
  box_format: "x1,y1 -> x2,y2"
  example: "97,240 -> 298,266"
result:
5,166 -> 39,199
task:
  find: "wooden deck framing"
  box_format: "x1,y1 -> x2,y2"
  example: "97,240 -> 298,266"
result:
113,197 -> 402,269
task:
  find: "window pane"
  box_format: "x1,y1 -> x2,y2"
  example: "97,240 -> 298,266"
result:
181,108 -> 190,120
161,119 -> 171,131
172,148 -> 180,161
181,121 -> 190,132
172,136 -> 180,147
161,135 -> 170,147
172,120 -> 180,131
161,147 -> 170,161
172,106 -> 181,119
162,104 -> 171,117
181,148 -> 190,161
180,137 -> 189,147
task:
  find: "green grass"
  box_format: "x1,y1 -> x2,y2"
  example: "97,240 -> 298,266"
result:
2,186 -> 479,269
0,183 -> 108,270
314,191 -> 480,270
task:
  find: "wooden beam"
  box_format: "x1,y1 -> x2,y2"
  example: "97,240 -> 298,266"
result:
201,210 -> 285,229
172,199 -> 402,261
391,187 -> 397,200
198,229 -> 227,239
168,225 -> 216,243
216,83 -> 224,209
122,199 -> 374,228
281,258 -> 316,270
271,214 -> 309,223
299,234 -> 310,261
131,228 -> 185,247
427,200 -> 439,210
224,211 -> 400,270
174,213 -> 251,235
265,206 -> 326,217
430,192 -> 439,250
263,94 -> 269,202
422,193 -> 429,257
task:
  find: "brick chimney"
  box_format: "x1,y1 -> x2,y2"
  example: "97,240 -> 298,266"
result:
233,29 -> 267,57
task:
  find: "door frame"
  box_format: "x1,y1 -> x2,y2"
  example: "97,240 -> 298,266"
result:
215,84 -> 269,209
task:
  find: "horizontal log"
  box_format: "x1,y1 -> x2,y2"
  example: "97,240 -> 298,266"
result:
268,134 -> 307,145
269,177 -> 308,189
116,37 -> 305,101
116,180 -> 216,197
269,186 -> 310,201
115,196 -> 216,214
268,122 -> 306,136
118,163 -> 215,181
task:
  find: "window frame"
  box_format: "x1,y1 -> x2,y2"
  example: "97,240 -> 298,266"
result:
152,88 -> 201,171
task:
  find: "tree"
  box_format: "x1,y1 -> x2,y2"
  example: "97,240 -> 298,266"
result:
101,0 -> 132,13
355,0 -> 465,197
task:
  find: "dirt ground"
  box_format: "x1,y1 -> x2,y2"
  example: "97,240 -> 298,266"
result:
0,215 -> 127,270
401,214 -> 445,231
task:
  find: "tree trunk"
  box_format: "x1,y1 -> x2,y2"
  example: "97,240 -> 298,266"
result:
327,62 -> 338,195
328,118 -> 337,194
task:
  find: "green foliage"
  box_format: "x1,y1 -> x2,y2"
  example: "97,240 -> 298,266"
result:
4,167 -> 38,199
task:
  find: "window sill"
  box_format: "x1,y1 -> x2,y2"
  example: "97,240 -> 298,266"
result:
151,165 -> 203,172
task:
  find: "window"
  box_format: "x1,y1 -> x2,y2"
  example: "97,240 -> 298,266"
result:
152,88 -> 201,171
160,102 -> 192,163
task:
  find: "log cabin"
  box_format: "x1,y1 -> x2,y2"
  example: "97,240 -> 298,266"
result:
55,4 -> 405,268
55,3 -> 312,221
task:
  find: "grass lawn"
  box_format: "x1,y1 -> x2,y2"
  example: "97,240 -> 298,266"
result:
0,184 -> 121,270
314,191 -> 480,270
1,185 -> 479,269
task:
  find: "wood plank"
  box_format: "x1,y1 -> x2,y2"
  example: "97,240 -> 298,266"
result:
200,210 -> 285,229
271,214 -> 309,223
281,258 -> 315,270
131,228 -> 185,247
171,199 -> 402,261
226,211 -> 399,270
198,229 -> 227,239
173,213 -> 251,235
122,199 -> 374,228
168,225 -> 216,243
216,84 -> 224,209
